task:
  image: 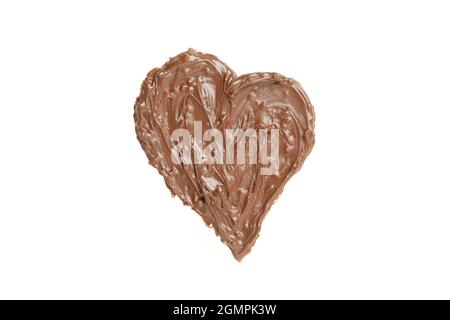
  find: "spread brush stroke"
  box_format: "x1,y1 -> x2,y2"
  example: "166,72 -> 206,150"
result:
134,49 -> 315,261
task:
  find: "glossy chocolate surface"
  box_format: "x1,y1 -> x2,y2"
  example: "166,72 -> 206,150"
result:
134,49 -> 315,260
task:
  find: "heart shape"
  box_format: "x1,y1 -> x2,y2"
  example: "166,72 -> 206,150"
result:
134,49 -> 315,260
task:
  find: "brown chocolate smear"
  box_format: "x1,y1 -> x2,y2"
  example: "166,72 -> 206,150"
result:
134,49 -> 315,261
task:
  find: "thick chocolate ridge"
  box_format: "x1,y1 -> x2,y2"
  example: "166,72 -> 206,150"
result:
134,49 -> 315,260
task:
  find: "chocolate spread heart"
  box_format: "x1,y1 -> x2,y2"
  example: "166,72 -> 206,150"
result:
134,49 -> 315,260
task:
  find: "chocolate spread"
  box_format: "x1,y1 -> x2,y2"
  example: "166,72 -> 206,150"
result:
134,49 -> 315,260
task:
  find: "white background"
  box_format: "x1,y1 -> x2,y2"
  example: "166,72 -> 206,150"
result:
0,0 -> 449,299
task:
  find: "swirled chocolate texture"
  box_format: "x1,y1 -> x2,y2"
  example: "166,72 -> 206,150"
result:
134,49 -> 315,261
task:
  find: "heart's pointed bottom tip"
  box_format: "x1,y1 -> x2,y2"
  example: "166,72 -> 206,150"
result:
231,248 -> 250,262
